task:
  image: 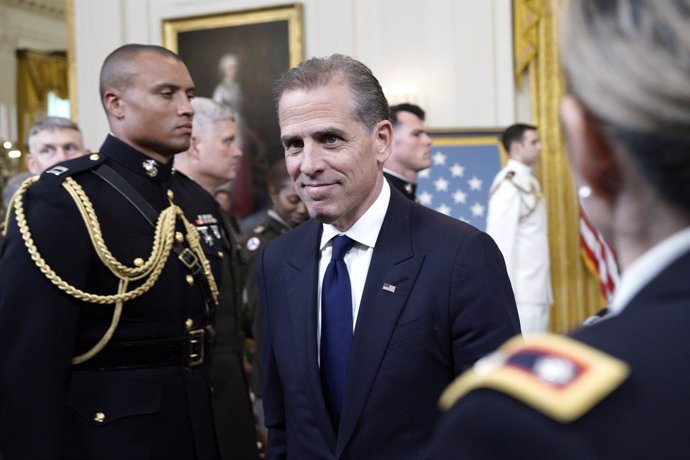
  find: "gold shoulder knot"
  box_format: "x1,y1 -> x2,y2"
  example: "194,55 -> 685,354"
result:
439,334 -> 629,422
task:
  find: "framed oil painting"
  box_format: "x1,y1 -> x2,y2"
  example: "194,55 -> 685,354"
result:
163,4 -> 304,219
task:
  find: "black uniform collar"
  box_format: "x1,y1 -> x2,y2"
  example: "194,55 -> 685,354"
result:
384,170 -> 416,201
100,134 -> 174,184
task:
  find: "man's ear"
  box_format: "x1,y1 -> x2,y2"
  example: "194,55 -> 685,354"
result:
373,119 -> 393,165
189,135 -> 202,159
103,89 -> 124,119
560,95 -> 621,200
25,154 -> 39,175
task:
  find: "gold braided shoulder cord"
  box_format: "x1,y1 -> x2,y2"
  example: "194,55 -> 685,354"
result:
10,176 -> 219,364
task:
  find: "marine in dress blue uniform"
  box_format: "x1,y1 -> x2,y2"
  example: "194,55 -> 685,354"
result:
0,44 -> 222,460
0,135 -> 223,459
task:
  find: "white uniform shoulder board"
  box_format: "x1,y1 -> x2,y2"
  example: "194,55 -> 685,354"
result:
439,334 -> 629,422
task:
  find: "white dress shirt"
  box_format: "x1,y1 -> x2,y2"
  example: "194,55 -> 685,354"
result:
316,180 -> 391,355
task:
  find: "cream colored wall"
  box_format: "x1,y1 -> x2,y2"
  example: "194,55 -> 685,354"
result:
72,0 -> 515,151
0,3 -> 66,144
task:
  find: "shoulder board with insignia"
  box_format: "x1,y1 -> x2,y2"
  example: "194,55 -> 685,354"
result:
489,170 -> 516,197
40,153 -> 105,183
439,334 -> 629,422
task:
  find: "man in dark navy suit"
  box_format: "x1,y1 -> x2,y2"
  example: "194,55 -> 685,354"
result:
430,1 -> 690,459
0,44 -> 223,459
257,54 -> 520,460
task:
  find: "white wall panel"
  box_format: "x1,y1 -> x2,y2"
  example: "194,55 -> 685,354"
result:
73,0 -> 516,149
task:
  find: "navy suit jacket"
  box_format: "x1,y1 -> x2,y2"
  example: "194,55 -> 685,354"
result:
258,186 -> 520,459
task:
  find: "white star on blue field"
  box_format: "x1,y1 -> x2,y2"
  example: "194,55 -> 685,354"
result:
416,142 -> 502,231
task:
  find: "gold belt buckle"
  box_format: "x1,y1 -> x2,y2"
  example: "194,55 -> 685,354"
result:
187,328 -> 205,367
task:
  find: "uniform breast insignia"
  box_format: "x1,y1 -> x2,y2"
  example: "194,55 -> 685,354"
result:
194,214 -> 221,246
245,236 -> 261,252
439,334 -> 629,422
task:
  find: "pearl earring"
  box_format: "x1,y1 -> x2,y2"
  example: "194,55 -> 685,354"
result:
578,186 -> 592,199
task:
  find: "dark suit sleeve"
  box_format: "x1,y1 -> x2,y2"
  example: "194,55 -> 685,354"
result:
0,182 -> 89,458
257,242 -> 287,460
430,389 -> 595,460
450,230 -> 521,374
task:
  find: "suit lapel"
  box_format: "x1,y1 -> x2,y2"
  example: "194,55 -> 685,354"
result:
336,191 -> 425,456
283,220 -> 337,447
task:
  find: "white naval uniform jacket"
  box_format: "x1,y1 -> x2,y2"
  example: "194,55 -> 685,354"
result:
486,159 -> 553,305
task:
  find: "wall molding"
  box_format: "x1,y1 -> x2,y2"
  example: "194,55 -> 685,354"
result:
0,0 -> 66,19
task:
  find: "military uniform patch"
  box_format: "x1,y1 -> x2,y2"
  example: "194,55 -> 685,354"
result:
439,334 -> 629,422
246,236 -> 261,252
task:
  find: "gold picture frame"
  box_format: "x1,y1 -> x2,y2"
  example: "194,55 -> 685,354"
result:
162,3 -> 304,218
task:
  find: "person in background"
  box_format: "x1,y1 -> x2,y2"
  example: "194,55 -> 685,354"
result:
486,123 -> 552,334
0,44 -> 222,459
174,96 -> 259,460
242,159 -> 307,436
383,103 -> 432,201
430,1 -> 690,458
24,116 -> 89,175
258,54 -> 520,459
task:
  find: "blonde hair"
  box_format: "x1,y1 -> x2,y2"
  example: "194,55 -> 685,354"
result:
560,0 -> 690,212
560,0 -> 690,134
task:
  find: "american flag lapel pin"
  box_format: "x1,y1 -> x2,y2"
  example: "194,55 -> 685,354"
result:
382,283 -> 397,293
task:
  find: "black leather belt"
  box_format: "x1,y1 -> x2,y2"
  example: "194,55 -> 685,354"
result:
73,329 -> 212,371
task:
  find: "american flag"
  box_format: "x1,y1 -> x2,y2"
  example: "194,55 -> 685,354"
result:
416,140 -> 503,231
579,205 -> 620,306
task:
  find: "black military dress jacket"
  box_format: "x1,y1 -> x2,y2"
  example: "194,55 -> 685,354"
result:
0,135 -> 222,460
430,247 -> 690,460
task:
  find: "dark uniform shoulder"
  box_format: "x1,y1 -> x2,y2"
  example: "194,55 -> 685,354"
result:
440,334 -> 629,422
38,153 -> 106,183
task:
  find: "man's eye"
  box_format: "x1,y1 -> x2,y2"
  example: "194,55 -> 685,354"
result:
161,91 -> 173,98
325,135 -> 338,144
286,140 -> 303,150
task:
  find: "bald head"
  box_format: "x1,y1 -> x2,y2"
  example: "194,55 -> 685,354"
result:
99,44 -> 184,110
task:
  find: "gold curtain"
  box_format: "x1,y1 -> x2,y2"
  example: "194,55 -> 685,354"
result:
16,49 -> 68,151
513,0 -> 601,333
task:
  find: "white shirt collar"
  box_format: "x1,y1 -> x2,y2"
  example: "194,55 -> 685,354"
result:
506,158 -> 533,175
320,179 -> 391,250
609,226 -> 690,315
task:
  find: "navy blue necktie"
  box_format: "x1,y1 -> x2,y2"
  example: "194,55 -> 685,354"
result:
320,235 -> 356,428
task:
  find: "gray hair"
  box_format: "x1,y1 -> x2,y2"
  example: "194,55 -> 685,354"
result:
560,0 -> 690,212
273,54 -> 391,131
27,116 -> 81,151
191,97 -> 234,129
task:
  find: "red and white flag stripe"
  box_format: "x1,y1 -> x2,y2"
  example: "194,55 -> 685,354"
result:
579,206 -> 620,306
